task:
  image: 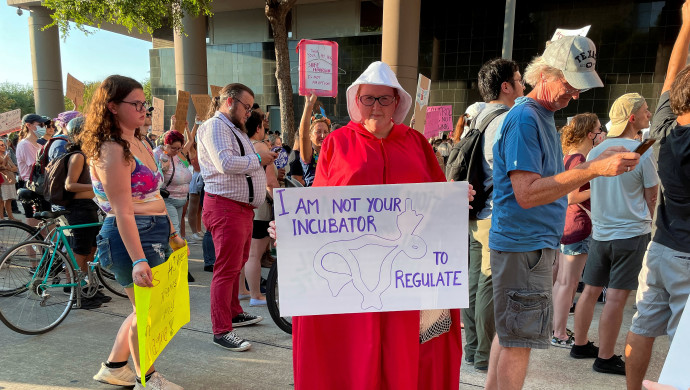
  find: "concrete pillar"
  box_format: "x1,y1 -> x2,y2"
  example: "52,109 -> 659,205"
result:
381,0 -> 421,124
502,0 -> 517,59
28,6 -> 64,117
173,15 -> 208,127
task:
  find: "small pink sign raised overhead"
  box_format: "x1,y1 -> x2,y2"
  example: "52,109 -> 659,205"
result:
424,106 -> 453,140
297,40 -> 338,97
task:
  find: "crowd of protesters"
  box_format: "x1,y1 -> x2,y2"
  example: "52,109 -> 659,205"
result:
5,3 -> 690,390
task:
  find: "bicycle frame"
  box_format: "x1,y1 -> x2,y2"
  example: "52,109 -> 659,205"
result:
30,221 -> 104,294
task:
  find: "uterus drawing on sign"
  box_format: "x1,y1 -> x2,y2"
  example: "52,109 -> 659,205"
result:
313,198 -> 427,310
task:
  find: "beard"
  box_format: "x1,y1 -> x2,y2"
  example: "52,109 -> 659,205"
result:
230,114 -> 246,133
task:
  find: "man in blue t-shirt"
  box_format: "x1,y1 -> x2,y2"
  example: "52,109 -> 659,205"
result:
626,5 -> 690,389
486,36 -> 641,390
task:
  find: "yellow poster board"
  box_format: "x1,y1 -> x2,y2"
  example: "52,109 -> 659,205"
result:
134,245 -> 190,386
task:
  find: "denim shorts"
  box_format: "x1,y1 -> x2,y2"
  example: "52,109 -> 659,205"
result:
96,215 -> 172,287
560,236 -> 591,256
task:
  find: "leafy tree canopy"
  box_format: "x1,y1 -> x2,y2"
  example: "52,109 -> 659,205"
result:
42,0 -> 214,37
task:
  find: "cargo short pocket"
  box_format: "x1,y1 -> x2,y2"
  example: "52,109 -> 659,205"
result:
96,236 -> 113,270
505,289 -> 551,339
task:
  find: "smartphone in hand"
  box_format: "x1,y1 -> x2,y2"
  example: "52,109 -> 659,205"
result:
633,139 -> 655,155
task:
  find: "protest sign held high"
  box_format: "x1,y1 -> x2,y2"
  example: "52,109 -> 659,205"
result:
297,40 -> 338,97
413,74 -> 431,133
151,97 -> 165,135
424,105 -> 453,139
191,94 -> 212,120
174,90 -> 190,132
66,73 -> 85,109
274,182 -> 469,317
0,109 -> 21,136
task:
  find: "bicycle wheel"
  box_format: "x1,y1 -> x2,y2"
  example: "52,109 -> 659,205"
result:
0,240 -> 75,335
0,220 -> 43,258
96,263 -> 127,298
266,262 -> 292,334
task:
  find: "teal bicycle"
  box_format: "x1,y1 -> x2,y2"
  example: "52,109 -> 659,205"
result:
0,210 -> 124,334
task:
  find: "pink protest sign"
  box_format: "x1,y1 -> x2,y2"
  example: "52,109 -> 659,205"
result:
424,106 -> 453,139
297,40 -> 338,97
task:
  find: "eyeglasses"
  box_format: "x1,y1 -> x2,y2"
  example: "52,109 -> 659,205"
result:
168,146 -> 181,151
512,78 -> 525,87
557,78 -> 589,95
234,96 -> 252,112
122,100 -> 148,112
359,95 -> 396,106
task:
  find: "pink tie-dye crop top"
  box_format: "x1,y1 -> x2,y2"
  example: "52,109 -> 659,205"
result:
91,151 -> 164,214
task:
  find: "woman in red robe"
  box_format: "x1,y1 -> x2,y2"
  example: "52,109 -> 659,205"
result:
291,61 -> 463,389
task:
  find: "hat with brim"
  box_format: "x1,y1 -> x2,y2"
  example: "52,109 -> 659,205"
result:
543,35 -> 604,91
608,93 -> 646,137
346,61 -> 412,124
21,113 -> 50,125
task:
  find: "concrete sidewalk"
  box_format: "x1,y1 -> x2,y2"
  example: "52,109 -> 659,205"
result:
0,241 -> 670,390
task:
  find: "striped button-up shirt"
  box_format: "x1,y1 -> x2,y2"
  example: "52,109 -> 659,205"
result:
197,111 -> 266,208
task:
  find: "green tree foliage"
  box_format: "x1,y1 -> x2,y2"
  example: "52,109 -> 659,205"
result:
142,78 -> 152,103
42,0 -> 214,37
0,83 -> 35,116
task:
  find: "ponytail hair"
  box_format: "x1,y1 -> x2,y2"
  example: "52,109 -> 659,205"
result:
206,95 -> 221,120
453,114 -> 470,143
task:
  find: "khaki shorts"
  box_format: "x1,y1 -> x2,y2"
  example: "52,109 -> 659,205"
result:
630,241 -> 690,341
490,248 -> 557,349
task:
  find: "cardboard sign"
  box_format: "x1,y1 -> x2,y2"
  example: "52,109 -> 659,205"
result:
424,106 -> 453,139
272,146 -> 289,169
151,97 -> 165,136
191,94 -> 212,121
297,40 -> 338,97
173,90 -> 190,133
274,182 -> 469,317
413,74 -> 431,133
551,26 -> 590,41
0,109 -> 21,136
134,245 -> 190,387
659,294 -> 690,389
210,85 -> 223,98
66,73 -> 85,109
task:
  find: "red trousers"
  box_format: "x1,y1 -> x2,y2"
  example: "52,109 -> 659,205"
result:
203,194 -> 254,335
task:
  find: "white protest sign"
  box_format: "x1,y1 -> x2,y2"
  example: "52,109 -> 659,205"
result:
0,109 -> 21,136
658,294 -> 690,389
551,25 -> 590,41
297,40 -> 338,97
274,182 -> 469,317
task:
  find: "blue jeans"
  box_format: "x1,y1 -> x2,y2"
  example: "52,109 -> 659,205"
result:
203,230 -> 215,267
96,215 -> 172,287
164,196 -> 187,233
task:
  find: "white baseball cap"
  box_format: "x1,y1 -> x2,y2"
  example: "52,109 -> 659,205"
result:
542,35 -> 604,91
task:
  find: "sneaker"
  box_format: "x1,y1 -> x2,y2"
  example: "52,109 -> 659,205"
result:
593,355 -> 625,375
566,328 -> 574,338
464,355 -> 474,365
74,296 -> 103,310
213,331 -> 251,352
93,362 -> 136,386
191,233 -> 204,241
91,290 -> 112,303
134,372 -> 183,390
475,365 -> 488,372
551,335 -> 574,348
249,298 -> 267,307
232,312 -> 263,327
238,294 -> 250,300
570,341 -> 599,359
203,265 -> 214,272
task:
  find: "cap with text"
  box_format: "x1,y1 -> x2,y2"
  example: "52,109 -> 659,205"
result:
542,35 -> 604,90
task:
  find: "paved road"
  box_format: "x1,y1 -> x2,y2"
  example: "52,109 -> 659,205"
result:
0,237 -> 670,389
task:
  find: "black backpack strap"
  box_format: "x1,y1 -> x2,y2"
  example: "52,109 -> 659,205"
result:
229,128 -> 254,204
476,107 -> 509,134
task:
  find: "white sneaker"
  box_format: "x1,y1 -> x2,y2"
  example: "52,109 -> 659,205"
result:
183,236 -> 197,244
191,232 -> 204,241
93,362 -> 136,386
134,372 -> 183,390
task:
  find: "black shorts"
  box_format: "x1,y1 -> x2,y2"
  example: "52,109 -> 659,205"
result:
65,199 -> 100,255
252,220 -> 270,239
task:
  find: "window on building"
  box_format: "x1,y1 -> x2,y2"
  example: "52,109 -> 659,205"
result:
360,0 -> 383,33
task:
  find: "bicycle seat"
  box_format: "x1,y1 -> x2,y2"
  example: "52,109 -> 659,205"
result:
34,210 -> 71,220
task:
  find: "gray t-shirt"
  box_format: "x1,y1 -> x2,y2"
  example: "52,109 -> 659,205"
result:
587,137 -> 659,241
474,103 -> 510,220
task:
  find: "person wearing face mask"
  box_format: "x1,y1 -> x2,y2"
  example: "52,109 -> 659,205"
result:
35,117 -> 56,146
299,93 -> 331,187
485,36 -> 641,390
550,113 -> 603,349
0,138 -> 18,220
49,110 -> 82,161
16,114 -> 52,223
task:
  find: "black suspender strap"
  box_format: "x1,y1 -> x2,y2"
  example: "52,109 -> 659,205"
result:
230,128 -> 255,203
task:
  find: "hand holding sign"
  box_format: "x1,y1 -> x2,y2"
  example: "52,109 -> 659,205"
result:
66,74 -> 85,110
